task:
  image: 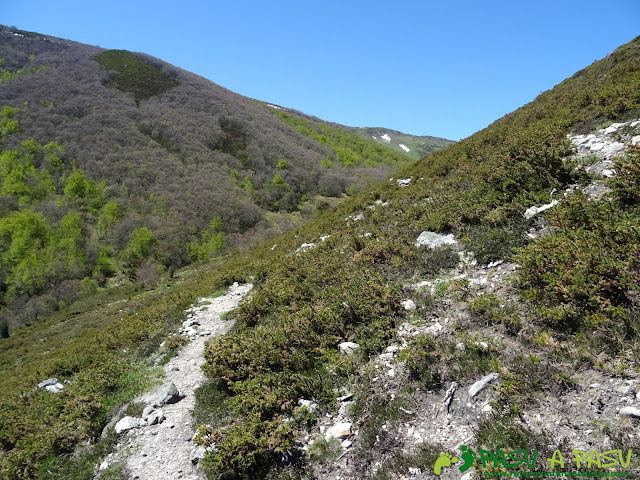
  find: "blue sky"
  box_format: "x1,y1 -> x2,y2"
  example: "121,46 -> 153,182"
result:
1,0 -> 638,140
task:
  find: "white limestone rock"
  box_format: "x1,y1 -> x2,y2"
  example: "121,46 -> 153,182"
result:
339,342 -> 360,355
325,422 -> 352,441
468,373 -> 500,398
115,416 -> 143,434
415,231 -> 457,249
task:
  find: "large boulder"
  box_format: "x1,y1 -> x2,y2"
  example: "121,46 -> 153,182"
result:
138,382 -> 184,408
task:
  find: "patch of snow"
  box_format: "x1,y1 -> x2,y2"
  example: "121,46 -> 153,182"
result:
372,136 -> 377,140
266,104 -> 281,110
381,134 -> 391,143
396,177 -> 412,187
320,235 -> 331,242
399,144 -> 410,152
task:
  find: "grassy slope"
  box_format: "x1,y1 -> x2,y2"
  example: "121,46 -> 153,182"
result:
342,125 -> 456,160
0,36 -> 639,479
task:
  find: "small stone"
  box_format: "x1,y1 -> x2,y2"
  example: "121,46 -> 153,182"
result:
142,405 -> 155,420
298,399 -> 318,412
37,378 -> 59,389
325,422 -> 352,440
401,299 -> 416,311
386,345 -> 400,353
146,409 -> 165,426
44,383 -> 64,393
589,383 -> 600,389
632,135 -> 640,146
620,407 -> 640,419
338,401 -> 353,417
387,368 -> 396,378
615,385 -> 631,394
115,416 -> 142,434
468,373 -> 500,398
341,439 -> 353,449
99,461 -> 109,471
190,446 -> 206,465
415,231 -> 457,249
296,243 -> 316,252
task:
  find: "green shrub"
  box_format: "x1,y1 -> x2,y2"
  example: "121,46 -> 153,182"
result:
611,146 -> 640,206
397,334 -> 441,388
93,50 -> 178,103
308,437 -> 342,464
464,220 -> 527,265
418,245 -> 459,276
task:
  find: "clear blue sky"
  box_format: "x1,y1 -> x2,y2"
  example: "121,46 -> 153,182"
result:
2,0 -> 638,140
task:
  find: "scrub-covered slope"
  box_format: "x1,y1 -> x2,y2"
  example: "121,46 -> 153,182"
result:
193,35 -> 640,479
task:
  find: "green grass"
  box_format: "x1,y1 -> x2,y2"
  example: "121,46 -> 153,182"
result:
93,50 -> 178,103
271,109 -> 414,170
344,126 -> 456,161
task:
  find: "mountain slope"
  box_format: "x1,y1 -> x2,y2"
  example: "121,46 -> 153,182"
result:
264,103 -> 455,161
0,26 -> 451,327
1,31 -> 640,480
343,125 -> 455,160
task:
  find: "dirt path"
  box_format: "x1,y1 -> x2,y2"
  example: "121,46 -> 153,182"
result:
109,283 -> 252,480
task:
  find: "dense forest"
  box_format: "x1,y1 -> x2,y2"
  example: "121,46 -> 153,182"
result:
0,26 -> 450,328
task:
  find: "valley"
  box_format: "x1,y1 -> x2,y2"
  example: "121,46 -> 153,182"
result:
1,25 -> 640,480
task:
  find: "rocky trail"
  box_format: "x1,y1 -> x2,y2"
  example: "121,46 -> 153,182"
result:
96,283 -> 253,480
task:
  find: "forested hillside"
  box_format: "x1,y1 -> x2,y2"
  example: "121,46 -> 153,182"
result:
0,26 -> 451,328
